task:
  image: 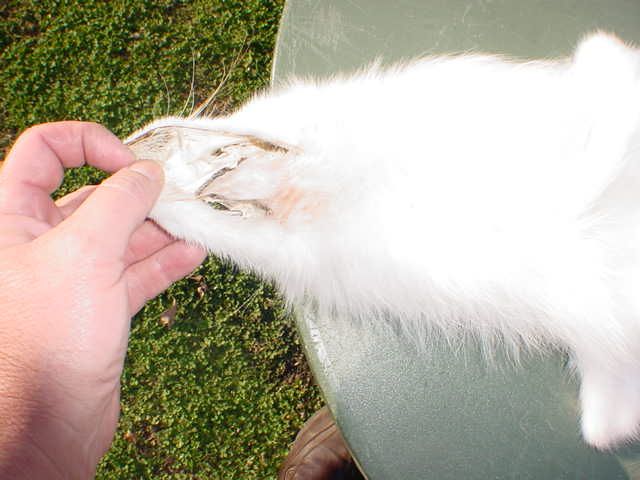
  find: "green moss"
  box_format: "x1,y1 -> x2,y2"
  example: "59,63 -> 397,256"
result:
1,1 -> 322,478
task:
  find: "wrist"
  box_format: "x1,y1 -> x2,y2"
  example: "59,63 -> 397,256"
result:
0,349 -> 98,479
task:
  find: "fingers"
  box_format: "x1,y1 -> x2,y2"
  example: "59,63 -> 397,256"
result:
62,161 -> 164,259
55,189 -> 172,264
55,186 -> 98,219
2,121 -> 134,189
123,221 -> 175,266
0,122 -> 134,222
125,241 -> 207,314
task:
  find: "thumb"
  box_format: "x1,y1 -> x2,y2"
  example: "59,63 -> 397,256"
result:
64,161 -> 164,258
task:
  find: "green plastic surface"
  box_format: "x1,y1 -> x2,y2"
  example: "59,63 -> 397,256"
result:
271,1 -> 640,479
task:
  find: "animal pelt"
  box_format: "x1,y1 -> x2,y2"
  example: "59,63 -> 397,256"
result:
126,32 -> 640,450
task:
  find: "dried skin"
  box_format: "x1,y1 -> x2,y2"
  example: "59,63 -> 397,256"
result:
125,124 -> 314,222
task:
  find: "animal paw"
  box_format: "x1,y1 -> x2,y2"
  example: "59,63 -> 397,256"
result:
580,365 -> 640,449
126,123 -> 321,223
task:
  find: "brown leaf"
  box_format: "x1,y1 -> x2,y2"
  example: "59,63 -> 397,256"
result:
189,274 -> 208,298
159,300 -> 177,328
123,430 -> 137,443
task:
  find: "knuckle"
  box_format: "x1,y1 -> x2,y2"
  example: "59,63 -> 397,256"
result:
18,125 -> 43,143
83,121 -> 111,140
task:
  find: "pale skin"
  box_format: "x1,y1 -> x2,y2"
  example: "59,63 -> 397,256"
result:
0,121 -> 207,479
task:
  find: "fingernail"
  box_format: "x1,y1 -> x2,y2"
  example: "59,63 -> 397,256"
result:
130,160 -> 164,183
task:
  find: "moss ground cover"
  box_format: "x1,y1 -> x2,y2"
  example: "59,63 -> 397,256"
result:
1,1 -> 322,477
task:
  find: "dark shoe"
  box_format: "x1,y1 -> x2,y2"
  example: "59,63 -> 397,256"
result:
279,406 -> 366,480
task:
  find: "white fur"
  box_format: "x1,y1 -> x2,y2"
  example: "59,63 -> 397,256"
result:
126,32 -> 640,449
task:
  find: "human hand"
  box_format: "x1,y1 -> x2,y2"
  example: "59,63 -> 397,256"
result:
0,122 -> 206,479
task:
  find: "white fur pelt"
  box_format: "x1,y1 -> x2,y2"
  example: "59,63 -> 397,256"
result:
125,32 -> 640,449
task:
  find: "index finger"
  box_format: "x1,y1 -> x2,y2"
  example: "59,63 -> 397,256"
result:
0,121 -> 134,221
